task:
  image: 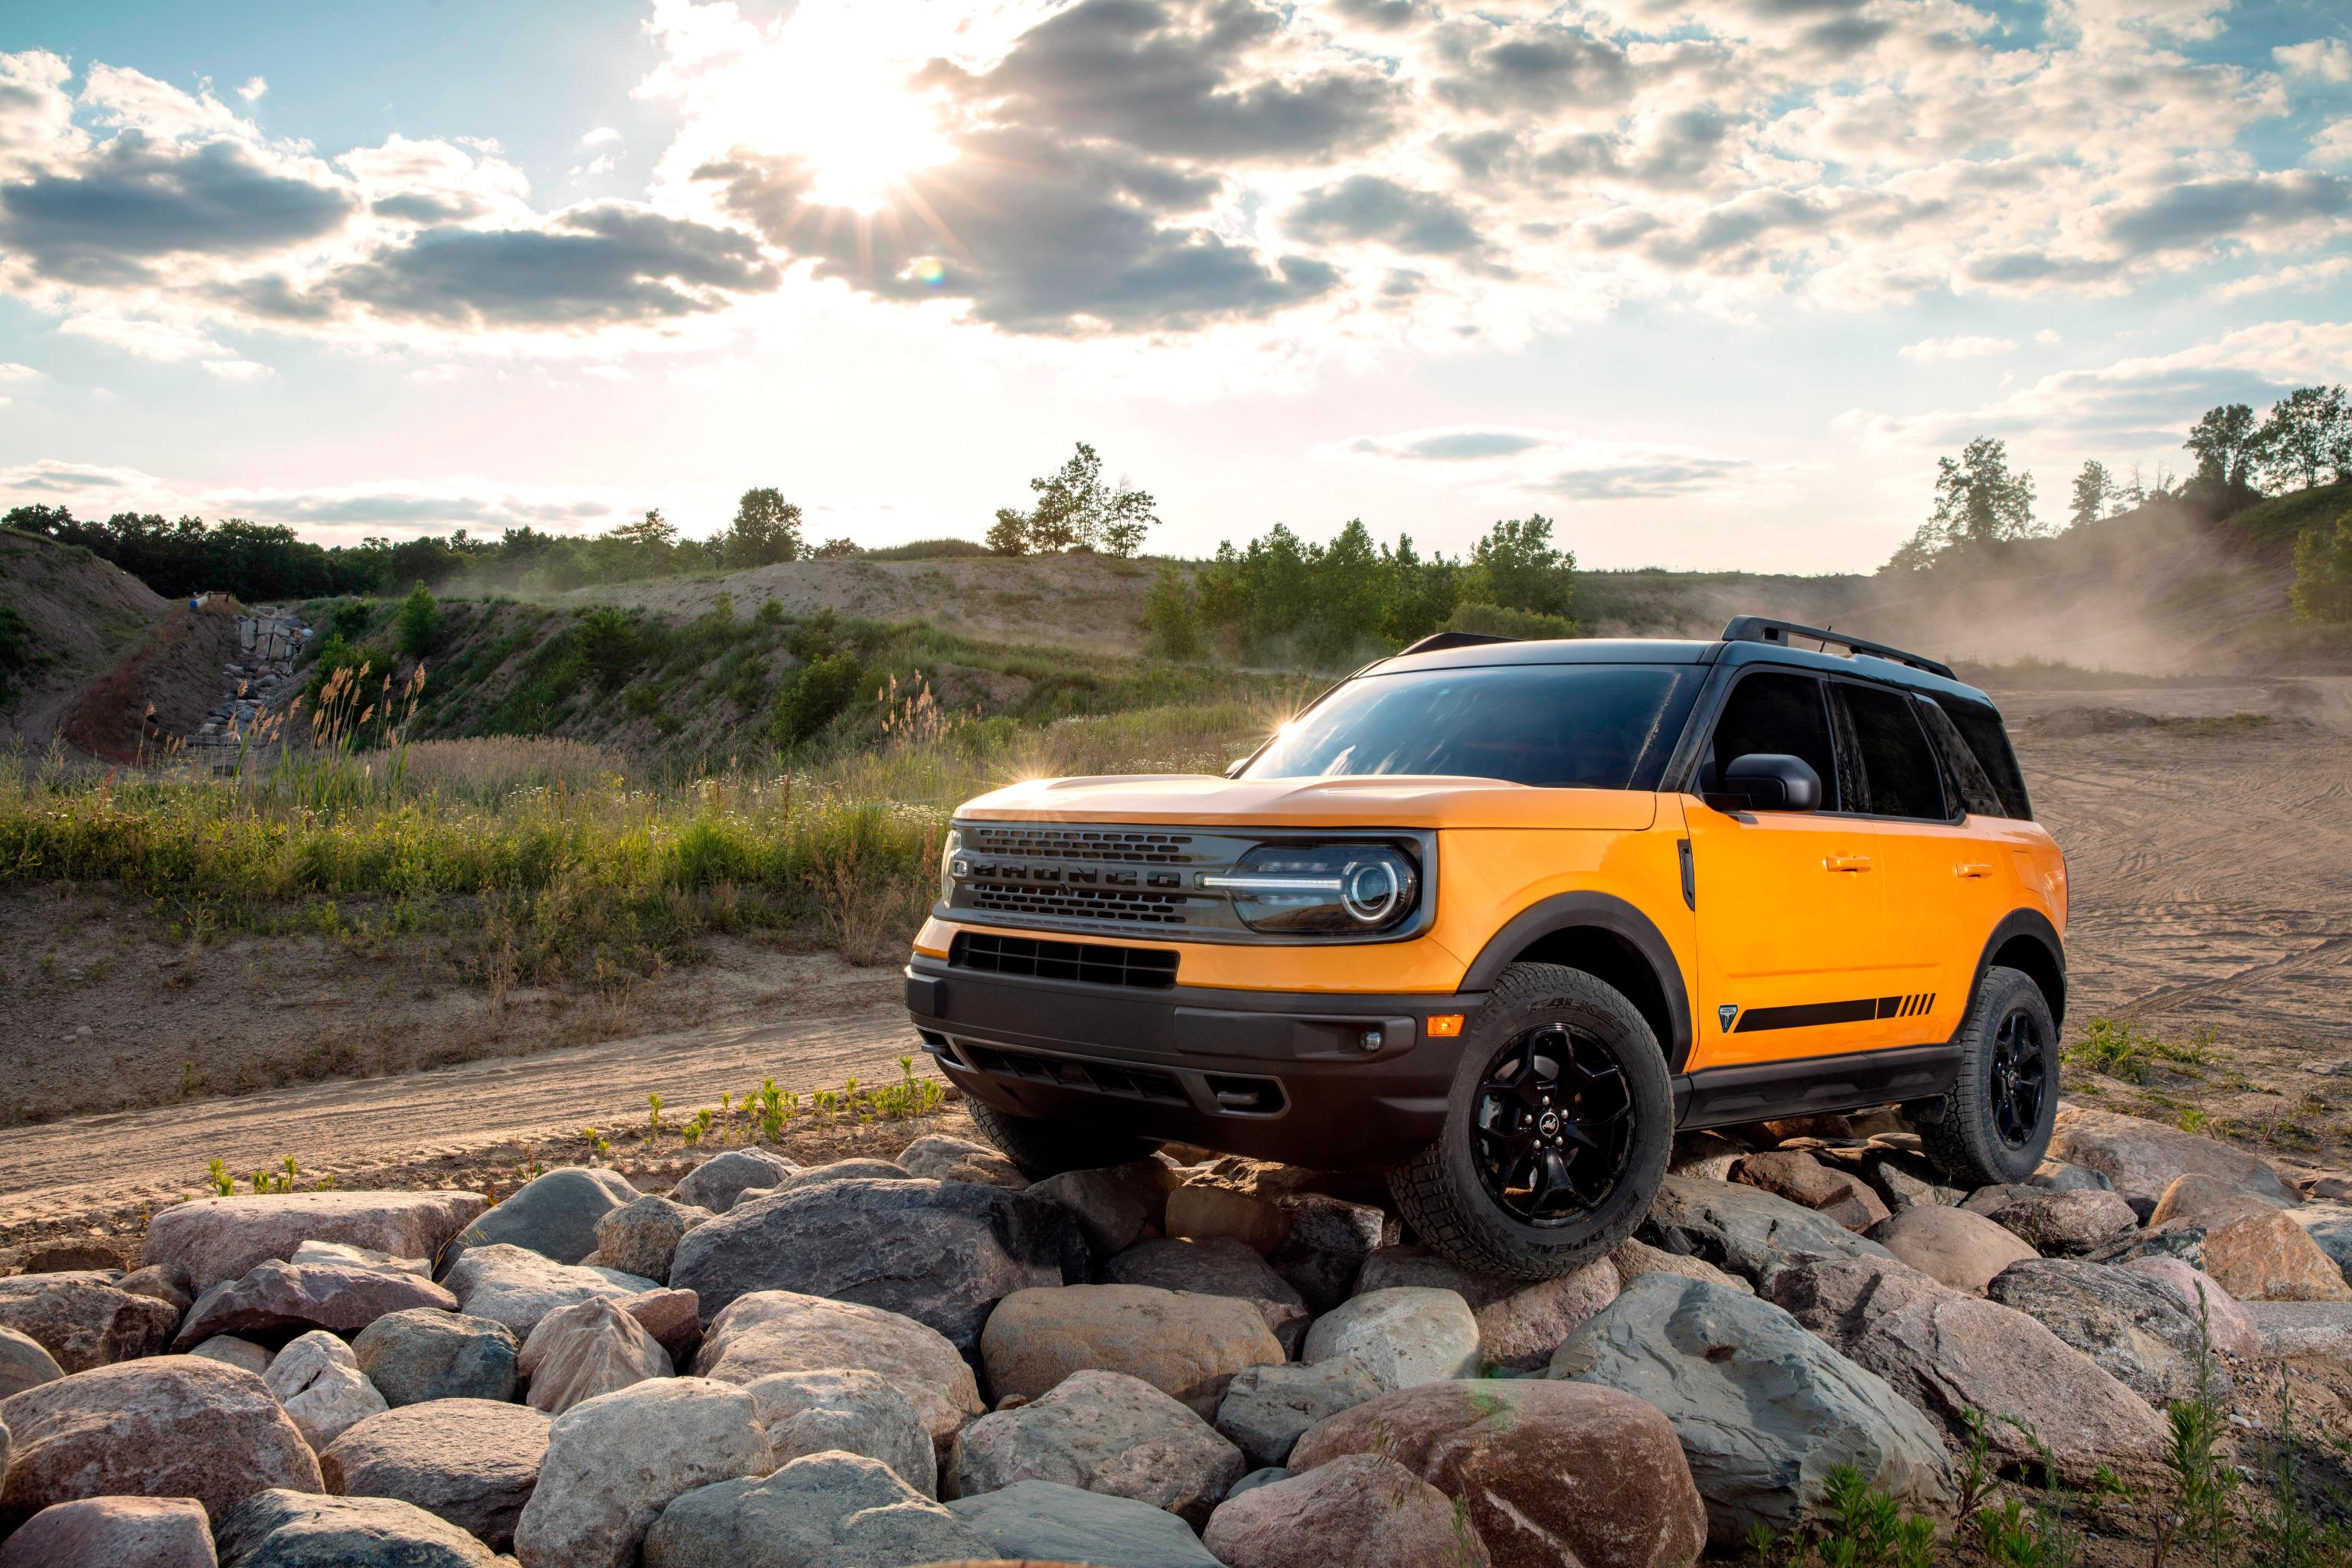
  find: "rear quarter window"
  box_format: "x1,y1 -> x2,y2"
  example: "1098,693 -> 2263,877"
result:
1932,695 -> 2033,819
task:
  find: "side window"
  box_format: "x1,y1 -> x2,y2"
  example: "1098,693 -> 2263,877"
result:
1702,671 -> 1838,809
1935,696 -> 2033,819
1838,682 -> 1949,820
1916,697 -> 2004,818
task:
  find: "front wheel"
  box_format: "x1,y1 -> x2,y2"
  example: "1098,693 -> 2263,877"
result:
1915,965 -> 2060,1188
1387,963 -> 1672,1281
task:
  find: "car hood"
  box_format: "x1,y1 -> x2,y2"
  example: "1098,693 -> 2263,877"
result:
955,773 -> 1658,831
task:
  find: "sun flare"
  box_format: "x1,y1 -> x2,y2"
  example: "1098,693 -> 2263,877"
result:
754,6 -> 954,213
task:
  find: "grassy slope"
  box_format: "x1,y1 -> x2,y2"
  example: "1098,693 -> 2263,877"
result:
0,530 -> 169,744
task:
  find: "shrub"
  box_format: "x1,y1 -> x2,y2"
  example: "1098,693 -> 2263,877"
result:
773,652 -> 863,746
2290,510 -> 2352,624
575,606 -> 642,689
330,599 -> 376,640
1141,566 -> 1200,659
1443,600 -> 1579,640
396,583 -> 443,659
0,603 -> 32,706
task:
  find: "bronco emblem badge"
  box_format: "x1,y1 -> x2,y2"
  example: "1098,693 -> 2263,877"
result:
1719,1004 -> 1740,1032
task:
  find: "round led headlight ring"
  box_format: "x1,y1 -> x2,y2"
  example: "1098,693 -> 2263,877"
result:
1341,855 -> 1408,925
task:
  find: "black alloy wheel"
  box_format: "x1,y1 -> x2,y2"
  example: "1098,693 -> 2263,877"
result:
1471,1024 -> 1635,1226
1988,1006 -> 2050,1148
1913,963 -> 2060,1187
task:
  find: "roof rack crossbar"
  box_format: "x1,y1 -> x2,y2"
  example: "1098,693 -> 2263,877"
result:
1719,616 -> 1955,681
1394,630 -> 1517,658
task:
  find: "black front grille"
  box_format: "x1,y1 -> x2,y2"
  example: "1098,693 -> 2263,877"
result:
968,881 -> 1192,926
959,1043 -> 1189,1104
965,827 -> 1195,864
950,932 -> 1178,990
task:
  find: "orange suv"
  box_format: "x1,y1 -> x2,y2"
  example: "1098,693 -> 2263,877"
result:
906,618 -> 2067,1279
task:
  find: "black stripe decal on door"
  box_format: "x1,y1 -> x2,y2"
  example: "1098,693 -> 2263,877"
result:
1733,998 -> 1888,1033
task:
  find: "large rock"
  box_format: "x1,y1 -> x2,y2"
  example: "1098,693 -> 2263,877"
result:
1214,1359 -> 1389,1470
0,1273 -> 180,1373
1610,1238 -> 1752,1296
1733,1152 -> 1890,1232
443,1168 -> 639,1272
1865,1206 -> 2038,1292
1165,1184 -> 1292,1255
1266,1194 -> 1393,1312
351,1309 -> 518,1406
947,1368 -> 1243,1527
896,1133 -> 1029,1190
746,1368 -> 936,1496
1768,1253 -> 2170,1483
0,1357 -> 322,1529
982,1284 -> 1283,1416
592,1197 -> 711,1283
517,1297 -> 671,1415
1027,1162 -> 1174,1257
0,1495 -> 216,1568
188,1336 -> 273,1374
1547,1273 -> 1954,1545
1958,1187 -> 2139,1257
1300,1287 -> 1480,1390
2135,1178 -> 2352,1303
1638,1174 -> 1893,1284
1357,1246 -> 1620,1372
2294,1202 -> 2352,1286
263,1331 -> 387,1451
670,1149 -> 802,1214
1204,1452 -> 1491,1568
624,1288 -> 705,1365
2240,1301 -> 2352,1362
0,1325 -> 63,1400
320,1399 -> 549,1552
1103,1237 -> 1310,1353
288,1240 -> 428,1276
116,1265 -> 196,1315
691,1290 -> 983,1449
512,1376 -> 768,1568
172,1261 -> 456,1351
947,1478 -> 1223,1568
2047,1106 -> 2290,1207
214,1488 -> 497,1566
142,1192 -> 486,1295
2032,1158 -> 2115,1194
763,1158 -> 911,1195
1985,1259 -> 2230,1403
642,1452 -> 990,1568
668,1178 -> 1086,1354
1289,1379 -> 1706,1568
2120,1256 -> 2262,1359
438,1243 -> 660,1338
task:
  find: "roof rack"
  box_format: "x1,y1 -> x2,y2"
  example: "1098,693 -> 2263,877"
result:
1720,616 -> 1955,681
1394,630 -> 1517,658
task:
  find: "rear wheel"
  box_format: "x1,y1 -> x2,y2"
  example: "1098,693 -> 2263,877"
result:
1915,965 -> 2059,1187
1388,962 -> 1672,1281
965,1096 -> 1158,1180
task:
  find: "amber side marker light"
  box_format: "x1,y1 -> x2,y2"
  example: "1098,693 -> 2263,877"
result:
1426,1014 -> 1465,1037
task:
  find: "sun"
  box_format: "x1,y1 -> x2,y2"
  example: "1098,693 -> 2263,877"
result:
754,6 -> 955,214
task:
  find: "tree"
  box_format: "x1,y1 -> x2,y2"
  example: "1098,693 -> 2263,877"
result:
1463,514 -> 1576,617
574,606 -> 642,688
720,488 -> 803,570
2292,511 -> 2352,625
2255,385 -> 2351,492
1141,566 -> 1200,659
611,508 -> 678,550
1933,437 -> 2042,547
2184,403 -> 2262,489
2068,460 -> 2112,529
991,443 -> 1158,557
773,653 -> 863,746
395,583 -> 442,660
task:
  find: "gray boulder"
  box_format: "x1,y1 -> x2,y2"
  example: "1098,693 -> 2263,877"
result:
1300,1287 -> 1481,1391
263,1331 -> 387,1451
1638,1174 -> 1895,1284
352,1309 -> 518,1406
518,1296 -> 671,1415
745,1368 -> 936,1496
1104,1236 -> 1310,1354
2292,1201 -> 2352,1288
1356,1245 -> 1620,1371
1960,1187 -> 2139,1257
512,1376 -> 769,1568
2048,1106 -> 2290,1207
1866,1205 -> 2038,1292
1987,1258 -> 2229,1403
667,1177 -> 1086,1353
1204,1452 -> 1495,1568
438,1243 -> 659,1338
1266,1194 -> 1393,1312
321,1399 -> 550,1553
0,1496 -> 216,1568
763,1158 -> 911,1195
981,1283 -> 1283,1416
142,1191 -> 485,1295
642,1452 -> 989,1568
949,1478 -> 1226,1568
172,1260 -> 456,1351
0,1272 -> 180,1373
441,1168 -> 639,1272
189,1335 -> 274,1374
2237,1300 -> 2352,1361
0,1325 -> 64,1400
948,1368 -> 1244,1527
1549,1272 -> 1955,1545
593,1197 -> 711,1282
691,1290 -> 983,1449
1028,1161 -> 1174,1256
895,1133 -> 1028,1189
670,1149 -> 802,1214
214,1488 -> 497,1566
2032,1159 -> 2115,1194
1215,1358 -> 1387,1469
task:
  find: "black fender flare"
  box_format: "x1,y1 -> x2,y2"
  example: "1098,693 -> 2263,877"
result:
1459,891 -> 1695,1071
1968,907 -> 2068,1029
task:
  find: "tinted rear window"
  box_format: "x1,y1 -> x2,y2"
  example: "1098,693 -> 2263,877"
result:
1840,682 -> 1949,820
1934,696 -> 2032,819
1245,664 -> 1700,791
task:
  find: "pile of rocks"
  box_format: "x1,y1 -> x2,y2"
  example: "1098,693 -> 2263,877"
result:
0,1108 -> 2346,1567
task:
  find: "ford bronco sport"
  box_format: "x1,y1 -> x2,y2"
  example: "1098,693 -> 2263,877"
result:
906,617 -> 2066,1279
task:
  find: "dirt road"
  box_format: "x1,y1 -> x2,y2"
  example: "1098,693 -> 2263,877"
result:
4,675 -> 2347,1229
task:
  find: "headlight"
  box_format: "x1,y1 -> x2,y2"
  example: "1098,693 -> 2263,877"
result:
1201,843 -> 1420,935
939,828 -> 963,904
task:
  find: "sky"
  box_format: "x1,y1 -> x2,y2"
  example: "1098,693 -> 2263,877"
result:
0,0 -> 2347,574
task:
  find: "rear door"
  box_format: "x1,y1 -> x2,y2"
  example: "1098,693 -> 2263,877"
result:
1683,668 -> 1889,1070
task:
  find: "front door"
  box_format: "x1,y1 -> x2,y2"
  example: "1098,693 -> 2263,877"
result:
1684,668 -> 1890,1070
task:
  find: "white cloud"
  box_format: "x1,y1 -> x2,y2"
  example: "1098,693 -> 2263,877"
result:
57,314 -> 232,362
2275,40 -> 2352,84
1341,424 -> 1757,502
236,75 -> 267,103
2034,328 -> 2063,345
203,358 -> 272,380
580,126 -> 622,148
2216,254 -> 2352,298
0,361 -> 38,380
1900,335 -> 2017,363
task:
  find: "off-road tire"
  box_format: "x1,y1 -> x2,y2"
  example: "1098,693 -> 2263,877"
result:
1915,965 -> 2060,1187
965,1096 -> 1158,1180
1387,962 -> 1672,1281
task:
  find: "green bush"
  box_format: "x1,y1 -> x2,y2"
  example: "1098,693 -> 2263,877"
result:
2291,510 -> 2352,624
1443,600 -> 1579,640
575,606 -> 642,689
773,652 -> 864,746
330,599 -> 376,641
396,583 -> 443,659
0,603 -> 31,707
1141,566 -> 1200,659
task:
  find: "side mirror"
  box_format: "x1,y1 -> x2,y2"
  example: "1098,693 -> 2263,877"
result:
1723,753 -> 1823,812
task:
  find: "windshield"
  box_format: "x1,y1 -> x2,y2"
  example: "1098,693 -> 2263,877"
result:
1243,663 -> 1700,791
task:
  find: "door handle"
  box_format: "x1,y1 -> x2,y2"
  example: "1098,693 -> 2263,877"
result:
1954,862 -> 1993,879
1824,856 -> 1874,874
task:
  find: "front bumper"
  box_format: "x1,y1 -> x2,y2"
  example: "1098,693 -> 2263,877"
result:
906,956 -> 1485,1170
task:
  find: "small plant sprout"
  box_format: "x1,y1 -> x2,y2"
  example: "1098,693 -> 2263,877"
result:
207,1157 -> 233,1197
580,1125 -> 612,1161
646,1091 -> 665,1148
